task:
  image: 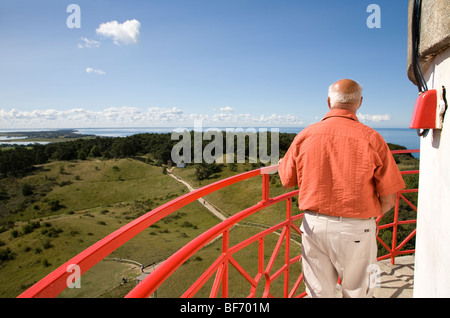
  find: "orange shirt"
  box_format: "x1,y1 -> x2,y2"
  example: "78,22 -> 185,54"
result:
278,108 -> 406,218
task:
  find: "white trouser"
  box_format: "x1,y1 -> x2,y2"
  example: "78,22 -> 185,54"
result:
300,211 -> 378,298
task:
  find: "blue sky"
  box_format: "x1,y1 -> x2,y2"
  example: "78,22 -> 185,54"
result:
0,0 -> 418,129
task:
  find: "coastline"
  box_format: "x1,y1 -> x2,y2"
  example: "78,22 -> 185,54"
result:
0,126 -> 420,153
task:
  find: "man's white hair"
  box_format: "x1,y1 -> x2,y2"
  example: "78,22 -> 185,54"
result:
328,82 -> 363,106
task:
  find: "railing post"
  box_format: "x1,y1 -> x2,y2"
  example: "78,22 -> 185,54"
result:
391,192 -> 400,265
262,173 -> 270,202
222,229 -> 229,298
258,237 -> 264,275
284,198 -> 291,298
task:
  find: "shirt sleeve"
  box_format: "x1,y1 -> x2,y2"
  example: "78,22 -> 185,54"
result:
373,139 -> 406,196
278,137 -> 299,189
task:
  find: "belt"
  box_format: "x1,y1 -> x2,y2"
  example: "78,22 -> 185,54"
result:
304,211 -> 375,221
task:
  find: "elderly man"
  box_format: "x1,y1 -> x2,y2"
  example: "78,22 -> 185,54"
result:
278,79 -> 405,298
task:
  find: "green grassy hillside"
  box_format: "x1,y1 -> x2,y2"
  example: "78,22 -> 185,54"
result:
0,158 -> 220,297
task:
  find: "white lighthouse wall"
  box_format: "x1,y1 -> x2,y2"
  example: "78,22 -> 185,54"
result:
413,46 -> 450,297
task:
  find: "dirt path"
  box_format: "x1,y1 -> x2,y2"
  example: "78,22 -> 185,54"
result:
166,168 -> 227,221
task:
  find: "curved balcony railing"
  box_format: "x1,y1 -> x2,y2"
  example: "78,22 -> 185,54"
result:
377,149 -> 419,264
18,149 -> 419,298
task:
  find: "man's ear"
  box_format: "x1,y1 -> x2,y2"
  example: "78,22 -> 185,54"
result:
327,97 -> 331,109
357,97 -> 363,110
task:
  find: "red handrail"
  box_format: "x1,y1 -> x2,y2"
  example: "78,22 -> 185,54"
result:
376,149 -> 419,265
18,150 -> 419,298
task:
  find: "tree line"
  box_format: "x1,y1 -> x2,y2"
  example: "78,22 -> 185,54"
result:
0,132 -> 297,177
0,130 -> 415,179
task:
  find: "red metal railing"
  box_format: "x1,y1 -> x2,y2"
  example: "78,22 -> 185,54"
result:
376,149 -> 419,265
18,149 -> 419,298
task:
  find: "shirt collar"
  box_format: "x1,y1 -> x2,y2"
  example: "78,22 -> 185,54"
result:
322,108 -> 359,122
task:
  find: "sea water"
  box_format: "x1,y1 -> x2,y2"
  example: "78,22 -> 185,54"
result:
74,127 -> 420,151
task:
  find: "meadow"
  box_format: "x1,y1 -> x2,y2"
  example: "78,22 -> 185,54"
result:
0,158 -> 222,297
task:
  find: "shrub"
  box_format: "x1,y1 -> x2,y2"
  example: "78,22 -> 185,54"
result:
43,227 -> 63,238
21,221 -> 41,235
42,240 -> 53,249
0,188 -> 9,200
0,247 -> 15,262
42,259 -> 51,267
48,199 -> 63,211
59,180 -> 73,187
21,183 -> 34,196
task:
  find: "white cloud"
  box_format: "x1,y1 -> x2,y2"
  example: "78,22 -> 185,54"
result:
96,19 -> 141,45
357,112 -> 392,123
86,67 -> 106,75
220,106 -> 234,112
77,37 -> 100,48
0,107 -> 304,129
